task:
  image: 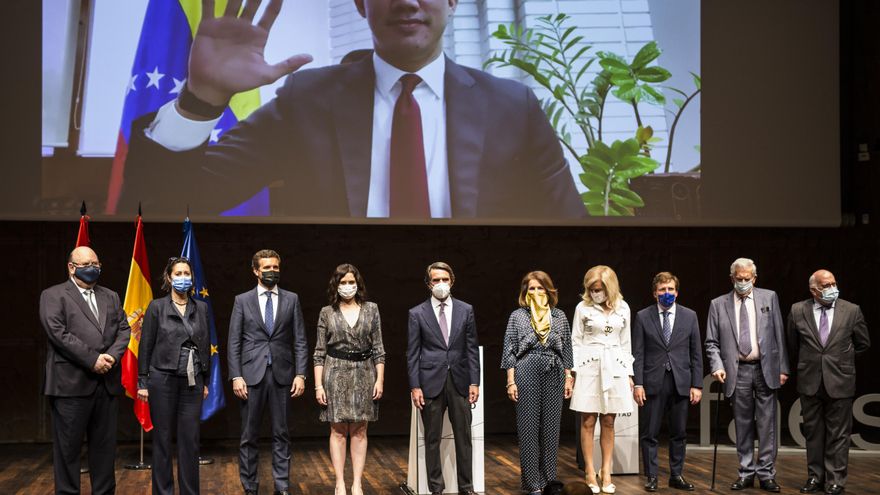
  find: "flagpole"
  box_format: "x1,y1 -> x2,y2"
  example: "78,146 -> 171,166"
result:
124,428 -> 151,470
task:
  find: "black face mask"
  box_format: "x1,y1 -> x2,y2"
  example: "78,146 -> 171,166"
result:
74,265 -> 101,284
260,270 -> 280,288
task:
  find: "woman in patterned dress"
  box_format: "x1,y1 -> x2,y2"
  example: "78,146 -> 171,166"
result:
501,271 -> 574,495
313,264 -> 386,495
569,265 -> 634,494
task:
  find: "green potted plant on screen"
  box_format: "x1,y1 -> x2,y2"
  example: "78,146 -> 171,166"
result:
486,13 -> 700,216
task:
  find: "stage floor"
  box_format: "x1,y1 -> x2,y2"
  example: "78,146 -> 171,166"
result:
2,436 -> 878,494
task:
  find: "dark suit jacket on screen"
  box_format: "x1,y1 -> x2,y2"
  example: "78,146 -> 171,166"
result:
632,303 -> 703,397
123,56 -> 585,219
406,297 -> 481,399
786,298 -> 870,399
227,287 -> 308,387
40,280 -> 131,397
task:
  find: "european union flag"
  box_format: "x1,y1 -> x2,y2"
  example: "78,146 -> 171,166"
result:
181,217 -> 226,421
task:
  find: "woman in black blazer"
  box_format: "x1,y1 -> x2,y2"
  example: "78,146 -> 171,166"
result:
137,257 -> 209,495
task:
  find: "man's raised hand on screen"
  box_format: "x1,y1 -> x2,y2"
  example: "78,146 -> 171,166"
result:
185,0 -> 313,108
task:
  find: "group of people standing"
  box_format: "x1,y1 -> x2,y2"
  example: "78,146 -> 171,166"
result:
41,247 -> 870,495
501,259 -> 869,495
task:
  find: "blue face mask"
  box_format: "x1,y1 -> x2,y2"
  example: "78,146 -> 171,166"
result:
74,265 -> 101,284
171,276 -> 193,294
819,286 -> 839,305
658,291 -> 676,308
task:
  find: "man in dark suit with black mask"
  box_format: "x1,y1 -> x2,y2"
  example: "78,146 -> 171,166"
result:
40,246 -> 131,495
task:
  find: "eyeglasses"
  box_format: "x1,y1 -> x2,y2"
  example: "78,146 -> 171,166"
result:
70,261 -> 102,268
168,256 -> 190,264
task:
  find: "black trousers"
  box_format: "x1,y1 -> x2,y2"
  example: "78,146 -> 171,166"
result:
639,370 -> 689,478
148,370 -> 203,495
800,381 -> 853,487
50,384 -> 117,495
238,366 -> 290,492
421,373 -> 473,493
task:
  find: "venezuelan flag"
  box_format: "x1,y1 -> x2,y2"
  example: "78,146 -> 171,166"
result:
106,0 -> 267,216
120,214 -> 154,431
180,218 -> 226,421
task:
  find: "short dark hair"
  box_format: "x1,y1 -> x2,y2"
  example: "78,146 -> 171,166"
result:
252,249 -> 281,270
424,262 -> 455,285
518,271 -> 559,308
327,263 -> 368,308
652,271 -> 680,292
161,256 -> 194,294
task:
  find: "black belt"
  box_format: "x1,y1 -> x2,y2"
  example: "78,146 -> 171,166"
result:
739,360 -> 760,365
327,347 -> 372,361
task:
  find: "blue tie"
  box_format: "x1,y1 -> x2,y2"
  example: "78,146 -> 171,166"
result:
662,310 -> 671,345
264,291 -> 274,335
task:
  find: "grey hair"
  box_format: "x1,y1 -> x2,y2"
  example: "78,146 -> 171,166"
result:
730,257 -> 757,277
808,274 -> 816,288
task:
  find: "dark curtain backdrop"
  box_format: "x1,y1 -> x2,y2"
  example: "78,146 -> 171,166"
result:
2,220 -> 878,445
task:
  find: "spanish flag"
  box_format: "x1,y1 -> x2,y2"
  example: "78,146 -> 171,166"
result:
120,214 -> 153,431
75,201 -> 90,247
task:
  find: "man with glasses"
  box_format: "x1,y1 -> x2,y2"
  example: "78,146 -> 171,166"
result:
787,270 -> 870,495
39,246 -> 131,495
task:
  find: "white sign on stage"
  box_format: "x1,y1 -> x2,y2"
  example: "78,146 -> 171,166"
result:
406,347 -> 485,494
589,399 -> 639,474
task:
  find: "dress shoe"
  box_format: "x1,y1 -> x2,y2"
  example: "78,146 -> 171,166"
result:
459,491 -> 478,495
731,476 -> 754,490
760,479 -> 781,492
644,476 -> 658,492
800,477 -> 824,493
668,475 -> 695,491
824,484 -> 844,495
244,490 -> 257,495
274,491 -> 291,495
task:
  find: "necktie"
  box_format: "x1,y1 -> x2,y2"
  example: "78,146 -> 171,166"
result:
662,310 -> 671,345
739,296 -> 752,356
389,74 -> 430,217
264,291 -> 274,335
84,289 -> 100,323
439,302 -> 449,345
818,306 -> 829,346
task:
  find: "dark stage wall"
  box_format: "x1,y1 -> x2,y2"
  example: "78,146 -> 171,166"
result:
2,220 -> 878,447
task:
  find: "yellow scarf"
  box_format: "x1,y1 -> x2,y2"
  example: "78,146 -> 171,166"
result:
527,292 -> 552,345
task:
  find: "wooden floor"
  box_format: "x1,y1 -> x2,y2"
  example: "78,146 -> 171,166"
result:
2,436 -> 878,494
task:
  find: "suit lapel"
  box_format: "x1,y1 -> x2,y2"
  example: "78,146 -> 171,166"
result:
66,282 -> 103,334
445,59 -> 486,217
650,306 -> 668,349
448,298 -> 464,346
723,292 -> 738,344
802,301 -> 821,345
421,299 -> 445,347
753,290 -> 768,349
332,57 -> 375,217
95,288 -> 110,334
273,290 -> 289,334
248,288 -> 269,335
825,302 -> 846,347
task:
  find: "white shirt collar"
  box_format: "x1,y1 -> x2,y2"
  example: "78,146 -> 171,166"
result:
735,291 -> 754,301
373,51 -> 445,101
431,295 -> 451,309
813,300 -> 835,310
657,303 -> 676,314
70,277 -> 92,294
257,284 -> 279,296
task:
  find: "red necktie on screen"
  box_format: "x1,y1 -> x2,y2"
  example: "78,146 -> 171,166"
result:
390,74 -> 430,217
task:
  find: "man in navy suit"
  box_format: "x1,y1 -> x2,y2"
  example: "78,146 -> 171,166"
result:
407,262 -> 480,495
228,249 -> 309,495
121,0 -> 585,219
632,272 -> 703,492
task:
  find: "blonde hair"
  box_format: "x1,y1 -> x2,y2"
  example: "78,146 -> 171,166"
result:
582,265 -> 623,309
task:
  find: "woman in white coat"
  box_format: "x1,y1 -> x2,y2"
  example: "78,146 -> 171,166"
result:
570,265 -> 634,494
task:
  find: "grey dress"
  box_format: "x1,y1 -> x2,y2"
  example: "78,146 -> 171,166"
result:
313,302 -> 385,423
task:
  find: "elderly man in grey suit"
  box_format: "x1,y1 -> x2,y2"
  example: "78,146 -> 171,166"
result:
787,270 -> 870,495
407,261 -> 480,495
40,246 -> 131,495
705,258 -> 789,492
228,249 -> 309,495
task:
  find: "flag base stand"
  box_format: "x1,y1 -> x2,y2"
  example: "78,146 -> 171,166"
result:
198,456 -> 215,465
124,428 -> 152,470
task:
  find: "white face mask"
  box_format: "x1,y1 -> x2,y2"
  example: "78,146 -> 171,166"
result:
431,282 -> 451,300
337,283 -> 357,299
734,280 -> 753,295
590,290 -> 607,304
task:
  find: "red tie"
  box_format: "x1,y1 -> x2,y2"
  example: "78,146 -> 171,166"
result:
390,74 -> 430,217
